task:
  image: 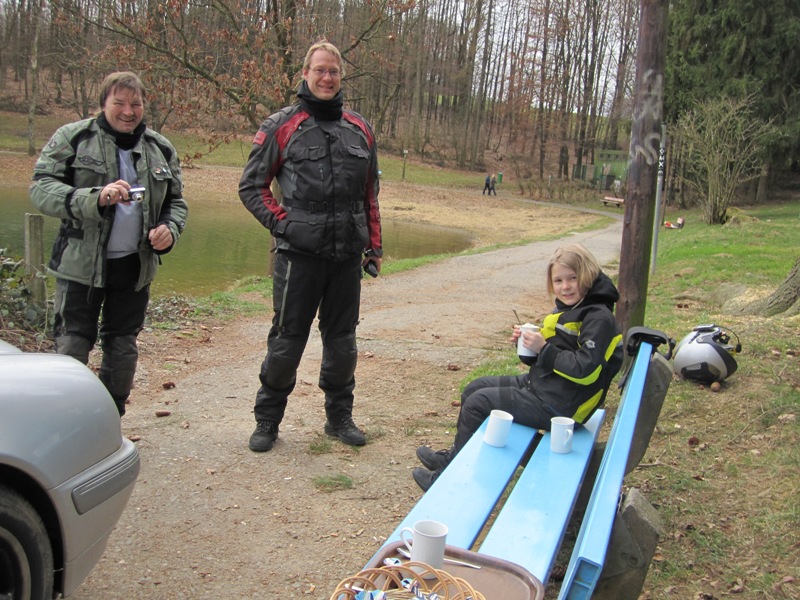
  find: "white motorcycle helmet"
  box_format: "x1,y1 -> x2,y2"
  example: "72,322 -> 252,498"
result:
673,324 -> 741,383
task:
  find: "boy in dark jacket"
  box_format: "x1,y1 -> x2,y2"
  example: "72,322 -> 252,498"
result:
413,244 -> 623,491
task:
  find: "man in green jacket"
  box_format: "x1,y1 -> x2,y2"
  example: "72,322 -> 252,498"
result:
30,71 -> 188,416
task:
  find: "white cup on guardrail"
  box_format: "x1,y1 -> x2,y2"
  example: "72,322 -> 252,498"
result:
483,409 -> 514,447
550,416 -> 575,454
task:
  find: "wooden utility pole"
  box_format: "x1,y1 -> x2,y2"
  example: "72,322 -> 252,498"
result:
616,0 -> 669,334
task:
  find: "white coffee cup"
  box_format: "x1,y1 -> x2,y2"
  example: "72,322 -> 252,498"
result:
483,409 -> 514,447
400,520 -> 448,571
550,416 -> 575,454
517,323 -> 540,358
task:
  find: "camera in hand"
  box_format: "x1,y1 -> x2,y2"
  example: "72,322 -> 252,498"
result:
129,187 -> 146,202
363,261 -> 379,278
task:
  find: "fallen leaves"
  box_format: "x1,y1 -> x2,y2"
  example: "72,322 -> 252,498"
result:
728,578 -> 746,593
773,576 -> 797,594
687,436 -> 709,450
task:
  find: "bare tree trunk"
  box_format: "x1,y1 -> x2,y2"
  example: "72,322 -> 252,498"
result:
409,2 -> 427,154
537,0 -> 552,179
78,8 -> 91,119
27,0 -> 44,156
469,0 -> 493,169
556,2 -> 572,149
756,162 -> 769,204
605,0 -> 637,149
739,258 -> 800,317
575,0 -> 603,180
457,0 -> 483,168
586,0 -> 611,165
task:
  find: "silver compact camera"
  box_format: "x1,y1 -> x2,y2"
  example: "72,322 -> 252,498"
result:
129,187 -> 146,202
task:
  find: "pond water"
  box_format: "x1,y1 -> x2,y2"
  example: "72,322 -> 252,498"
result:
1,187 -> 472,296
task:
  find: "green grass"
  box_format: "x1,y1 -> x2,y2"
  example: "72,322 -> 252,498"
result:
309,437 -> 334,455
312,474 -> 354,493
146,283 -> 270,328
376,155 -> 483,187
0,111 -> 74,152
456,357 -> 523,394
645,203 -> 800,337
618,203 -> 800,598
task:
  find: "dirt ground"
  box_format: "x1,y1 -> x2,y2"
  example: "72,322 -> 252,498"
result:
8,155 -> 616,600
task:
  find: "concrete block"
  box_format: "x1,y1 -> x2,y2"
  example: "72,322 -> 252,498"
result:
592,488 -> 663,600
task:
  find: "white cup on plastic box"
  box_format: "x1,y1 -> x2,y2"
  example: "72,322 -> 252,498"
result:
550,416 -> 575,454
400,519 -> 448,572
483,409 -> 514,447
517,323 -> 540,358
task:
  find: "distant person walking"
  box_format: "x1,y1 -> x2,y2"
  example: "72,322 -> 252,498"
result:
239,41 -> 382,453
29,71 -> 188,417
490,174 -> 498,195
482,174 -> 491,195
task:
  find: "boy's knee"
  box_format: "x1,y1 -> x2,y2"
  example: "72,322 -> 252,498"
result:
461,377 -> 489,400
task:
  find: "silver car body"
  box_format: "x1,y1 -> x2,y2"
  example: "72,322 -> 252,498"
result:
0,339 -> 140,596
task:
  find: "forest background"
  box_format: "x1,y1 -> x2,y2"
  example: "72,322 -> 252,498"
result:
2,0 -> 799,198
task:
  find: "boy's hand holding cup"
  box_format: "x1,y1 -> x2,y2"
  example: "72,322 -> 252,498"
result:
516,323 -> 540,358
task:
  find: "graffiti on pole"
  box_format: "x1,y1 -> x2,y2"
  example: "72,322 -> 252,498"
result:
629,69 -> 664,166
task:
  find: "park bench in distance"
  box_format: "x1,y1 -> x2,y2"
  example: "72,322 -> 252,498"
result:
368,327 -> 673,599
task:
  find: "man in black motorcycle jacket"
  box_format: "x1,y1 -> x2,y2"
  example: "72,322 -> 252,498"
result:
239,41 -> 382,453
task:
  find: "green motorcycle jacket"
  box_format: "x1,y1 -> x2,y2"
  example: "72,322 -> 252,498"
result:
30,117 -> 188,290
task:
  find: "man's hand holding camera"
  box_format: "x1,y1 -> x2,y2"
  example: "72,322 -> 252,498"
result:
98,181 -> 172,250
99,180 -> 145,206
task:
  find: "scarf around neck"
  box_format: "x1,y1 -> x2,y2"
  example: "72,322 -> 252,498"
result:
97,113 -> 146,150
297,80 -> 344,121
